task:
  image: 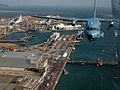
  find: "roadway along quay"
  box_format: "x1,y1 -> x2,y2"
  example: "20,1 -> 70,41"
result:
0,32 -> 77,90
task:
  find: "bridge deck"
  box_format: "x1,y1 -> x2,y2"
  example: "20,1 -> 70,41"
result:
67,60 -> 118,66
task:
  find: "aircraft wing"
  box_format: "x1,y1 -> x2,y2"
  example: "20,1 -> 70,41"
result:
33,16 -> 88,22
75,19 -> 88,22
33,16 -> 73,21
99,18 -> 113,22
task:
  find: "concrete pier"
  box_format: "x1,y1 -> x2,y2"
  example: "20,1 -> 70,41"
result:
35,34 -> 76,90
67,60 -> 118,66
0,35 -> 35,43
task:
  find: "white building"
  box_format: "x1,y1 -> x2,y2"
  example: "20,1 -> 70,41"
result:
56,23 -> 81,30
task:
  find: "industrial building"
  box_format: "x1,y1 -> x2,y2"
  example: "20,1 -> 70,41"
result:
0,52 -> 33,69
26,54 -> 48,69
0,51 -> 48,71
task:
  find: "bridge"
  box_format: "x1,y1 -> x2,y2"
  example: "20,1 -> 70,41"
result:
67,59 -> 118,66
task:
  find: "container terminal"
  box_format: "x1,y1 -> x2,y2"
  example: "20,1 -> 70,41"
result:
0,14 -> 84,36
0,31 -> 77,90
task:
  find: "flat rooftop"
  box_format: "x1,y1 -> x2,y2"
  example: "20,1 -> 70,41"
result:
0,51 -> 33,68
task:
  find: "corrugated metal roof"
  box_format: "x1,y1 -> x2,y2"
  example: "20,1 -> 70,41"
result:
0,52 -> 33,68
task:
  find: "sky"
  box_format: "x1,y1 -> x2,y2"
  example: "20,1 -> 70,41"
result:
0,0 -> 111,8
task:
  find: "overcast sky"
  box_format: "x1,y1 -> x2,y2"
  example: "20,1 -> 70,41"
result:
0,0 -> 111,8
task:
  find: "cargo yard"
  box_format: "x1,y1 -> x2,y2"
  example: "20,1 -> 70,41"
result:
0,15 -> 83,90
0,15 -> 84,35
0,31 -> 77,89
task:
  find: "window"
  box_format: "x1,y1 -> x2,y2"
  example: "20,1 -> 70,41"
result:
90,28 -> 92,30
86,27 -> 89,30
86,27 -> 99,30
93,28 -> 96,30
